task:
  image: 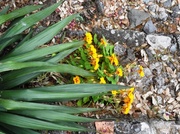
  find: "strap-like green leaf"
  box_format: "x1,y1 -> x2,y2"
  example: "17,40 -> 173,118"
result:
48,47 -> 78,63
0,99 -> 98,113
1,123 -> 39,134
2,41 -> 84,62
0,34 -> 23,52
28,84 -> 130,93
12,110 -> 98,122
0,64 -> 93,89
0,61 -> 55,72
9,13 -> 79,56
0,5 -> 43,25
0,73 -> 39,90
1,90 -> 100,102
0,112 -> 88,131
0,47 -> 80,89
1,0 -> 64,39
2,63 -> 93,78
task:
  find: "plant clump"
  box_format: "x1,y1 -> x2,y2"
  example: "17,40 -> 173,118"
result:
67,32 -> 137,114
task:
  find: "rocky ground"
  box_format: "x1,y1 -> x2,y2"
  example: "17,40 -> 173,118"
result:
1,0 -> 180,133
57,0 -> 180,123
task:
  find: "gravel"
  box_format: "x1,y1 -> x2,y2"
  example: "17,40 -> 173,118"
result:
0,0 -> 180,133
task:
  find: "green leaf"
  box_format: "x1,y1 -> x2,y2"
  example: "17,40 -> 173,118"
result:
0,64 -> 93,90
0,34 -> 23,52
1,123 -> 39,134
84,61 -> 91,70
2,41 -> 84,62
12,110 -> 98,122
9,13 -> 79,56
0,73 -> 40,90
48,47 -> 78,63
0,112 -> 88,131
0,99 -> 98,113
79,47 -> 87,61
93,34 -> 98,45
16,30 -> 33,47
0,90 -> 99,102
14,84 -> 130,93
69,55 -> 77,66
0,6 -> 10,15
0,47 -> 80,89
0,5 -> 43,25
92,95 -> 100,103
77,99 -> 83,107
83,96 -> 90,104
0,61 -> 55,72
1,1 -> 64,39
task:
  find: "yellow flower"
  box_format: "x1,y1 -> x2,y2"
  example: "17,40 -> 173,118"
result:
94,62 -> 99,70
128,93 -> 134,104
138,65 -> 145,77
91,57 -> 99,70
120,87 -> 135,114
73,76 -> 80,84
116,67 -> 123,77
108,53 -> 119,66
99,77 -> 106,84
92,53 -> 98,59
84,32 -> 92,44
100,38 -> 107,46
89,45 -> 96,53
121,103 -> 131,114
128,87 -> 135,93
123,96 -> 130,103
111,90 -> 117,96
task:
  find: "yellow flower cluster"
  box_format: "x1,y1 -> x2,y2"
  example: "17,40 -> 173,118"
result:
84,32 -> 102,71
111,87 -> 134,114
88,45 -> 100,70
84,32 -> 92,44
108,53 -> 119,66
121,87 -> 134,114
73,76 -> 80,84
138,65 -> 145,77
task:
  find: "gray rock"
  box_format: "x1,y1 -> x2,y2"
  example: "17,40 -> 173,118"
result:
150,120 -> 180,134
145,48 -> 155,61
170,44 -> 177,53
148,4 -> 159,18
143,0 -> 150,4
173,34 -> 180,48
114,42 -> 127,56
158,8 -> 168,21
161,55 -> 169,61
163,0 -> 172,8
149,62 -> 163,75
173,34 -> 180,55
94,0 -> 104,15
171,6 -> 180,18
92,28 -> 145,47
146,34 -> 172,51
143,20 -> 157,34
127,9 -> 150,28
120,48 -> 136,66
144,68 -> 152,77
130,122 -> 142,133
